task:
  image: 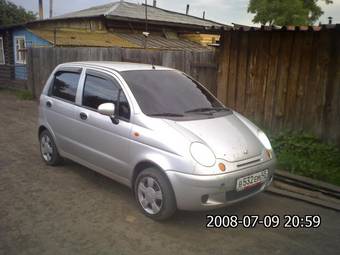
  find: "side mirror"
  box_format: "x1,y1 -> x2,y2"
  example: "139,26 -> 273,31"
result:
98,103 -> 115,117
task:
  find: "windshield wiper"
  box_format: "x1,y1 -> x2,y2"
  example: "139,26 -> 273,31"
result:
148,113 -> 185,117
185,107 -> 229,113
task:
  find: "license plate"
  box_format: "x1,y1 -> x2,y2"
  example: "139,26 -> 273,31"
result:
236,169 -> 268,192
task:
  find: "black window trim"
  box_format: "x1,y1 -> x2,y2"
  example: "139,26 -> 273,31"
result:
81,70 -> 131,122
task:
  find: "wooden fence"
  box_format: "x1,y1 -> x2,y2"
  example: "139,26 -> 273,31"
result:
27,47 -> 217,97
217,29 -> 340,145
26,32 -> 340,145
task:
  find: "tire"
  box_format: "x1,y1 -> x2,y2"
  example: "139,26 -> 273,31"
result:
134,168 -> 177,221
39,130 -> 62,166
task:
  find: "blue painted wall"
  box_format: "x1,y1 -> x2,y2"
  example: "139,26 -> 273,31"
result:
13,28 -> 51,80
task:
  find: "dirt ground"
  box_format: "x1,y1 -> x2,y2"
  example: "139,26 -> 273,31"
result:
0,90 -> 339,255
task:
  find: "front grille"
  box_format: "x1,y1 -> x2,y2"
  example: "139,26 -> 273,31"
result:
225,184 -> 262,202
236,158 -> 261,168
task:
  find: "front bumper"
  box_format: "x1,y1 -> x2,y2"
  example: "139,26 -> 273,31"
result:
166,160 -> 276,211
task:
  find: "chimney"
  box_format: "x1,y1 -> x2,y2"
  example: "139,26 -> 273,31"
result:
203,11 -> 205,19
153,0 -> 156,7
49,0 -> 53,18
328,16 -> 333,24
39,0 -> 43,20
186,4 -> 189,15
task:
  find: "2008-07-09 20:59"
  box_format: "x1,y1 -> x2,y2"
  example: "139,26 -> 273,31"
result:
206,215 -> 321,228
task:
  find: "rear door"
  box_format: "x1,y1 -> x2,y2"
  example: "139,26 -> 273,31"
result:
44,67 -> 82,154
72,68 -> 133,180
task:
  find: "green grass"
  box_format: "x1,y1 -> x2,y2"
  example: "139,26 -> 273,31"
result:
0,87 -> 34,100
270,132 -> 340,186
14,90 -> 34,100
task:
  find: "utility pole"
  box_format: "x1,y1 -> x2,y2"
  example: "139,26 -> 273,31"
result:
145,0 -> 148,33
143,0 -> 149,48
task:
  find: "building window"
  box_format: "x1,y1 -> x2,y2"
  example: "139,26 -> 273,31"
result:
14,36 -> 26,64
0,37 -> 5,64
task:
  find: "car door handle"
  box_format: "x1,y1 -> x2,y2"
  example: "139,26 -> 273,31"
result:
46,101 -> 52,108
79,112 -> 88,120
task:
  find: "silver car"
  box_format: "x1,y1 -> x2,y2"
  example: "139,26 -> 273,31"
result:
38,62 -> 276,220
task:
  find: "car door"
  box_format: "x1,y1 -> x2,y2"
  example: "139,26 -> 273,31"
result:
44,67 -> 82,155
72,68 -> 133,180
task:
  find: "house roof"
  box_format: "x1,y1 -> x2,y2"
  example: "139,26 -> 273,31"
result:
29,28 -> 210,50
53,1 -> 228,29
29,28 -> 138,48
115,33 -> 209,50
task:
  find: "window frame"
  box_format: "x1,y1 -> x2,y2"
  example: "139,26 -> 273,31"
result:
49,68 -> 82,104
14,36 -> 26,64
0,36 -> 5,65
80,69 -> 131,122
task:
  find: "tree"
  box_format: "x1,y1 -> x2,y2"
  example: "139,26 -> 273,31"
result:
0,0 -> 36,26
248,0 -> 333,26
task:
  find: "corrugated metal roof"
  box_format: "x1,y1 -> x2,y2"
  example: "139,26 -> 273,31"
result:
55,2 -> 117,19
53,1 -> 228,29
115,32 -> 210,50
229,23 -> 340,32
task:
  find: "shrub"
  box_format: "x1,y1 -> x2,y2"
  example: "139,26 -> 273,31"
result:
271,132 -> 340,186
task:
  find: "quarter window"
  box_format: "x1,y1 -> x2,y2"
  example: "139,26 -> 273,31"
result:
82,73 -> 130,120
14,36 -> 26,64
118,91 -> 131,120
51,71 -> 80,102
0,37 -> 4,64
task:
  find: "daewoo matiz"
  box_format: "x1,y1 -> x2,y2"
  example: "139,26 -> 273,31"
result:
38,62 -> 276,220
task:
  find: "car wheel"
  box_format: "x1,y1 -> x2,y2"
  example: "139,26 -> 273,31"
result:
134,168 -> 177,220
39,130 -> 62,166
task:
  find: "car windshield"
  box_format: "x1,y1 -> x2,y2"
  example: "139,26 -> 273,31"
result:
121,70 -> 225,117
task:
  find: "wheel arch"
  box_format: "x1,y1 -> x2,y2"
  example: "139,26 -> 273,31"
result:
132,160 -> 163,188
131,160 -> 175,197
38,125 -> 58,147
38,125 -> 48,138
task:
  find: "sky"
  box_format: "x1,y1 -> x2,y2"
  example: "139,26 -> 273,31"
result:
9,0 -> 340,26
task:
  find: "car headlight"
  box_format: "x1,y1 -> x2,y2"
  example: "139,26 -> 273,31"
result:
257,130 -> 272,150
190,142 -> 216,167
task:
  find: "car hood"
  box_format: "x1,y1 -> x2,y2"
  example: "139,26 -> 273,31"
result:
172,114 -> 263,162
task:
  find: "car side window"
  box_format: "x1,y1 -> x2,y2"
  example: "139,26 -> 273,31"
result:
82,73 -> 130,120
51,71 -> 80,102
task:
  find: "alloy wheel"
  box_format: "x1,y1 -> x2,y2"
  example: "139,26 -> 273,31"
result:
40,134 -> 53,162
137,176 -> 163,214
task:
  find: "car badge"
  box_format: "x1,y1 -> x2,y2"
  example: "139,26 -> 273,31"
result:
243,149 -> 248,155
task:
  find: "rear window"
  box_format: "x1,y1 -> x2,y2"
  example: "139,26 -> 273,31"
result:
51,71 -> 80,102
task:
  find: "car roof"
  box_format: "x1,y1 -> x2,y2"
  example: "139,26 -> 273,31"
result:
65,61 -> 174,72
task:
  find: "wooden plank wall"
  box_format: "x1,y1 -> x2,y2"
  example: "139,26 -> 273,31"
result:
27,47 -> 217,98
217,30 -> 340,145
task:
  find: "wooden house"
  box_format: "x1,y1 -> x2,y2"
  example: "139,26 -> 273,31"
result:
0,1 -> 228,84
